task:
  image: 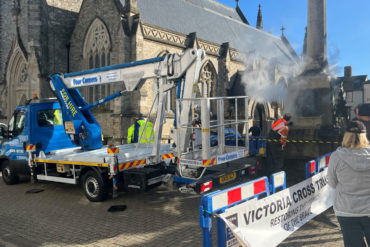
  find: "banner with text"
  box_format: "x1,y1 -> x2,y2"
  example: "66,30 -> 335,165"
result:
219,169 -> 334,247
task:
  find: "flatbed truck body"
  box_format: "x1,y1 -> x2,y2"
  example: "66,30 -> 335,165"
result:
0,48 -> 263,201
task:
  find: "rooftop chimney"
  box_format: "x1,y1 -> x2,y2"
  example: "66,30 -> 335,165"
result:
344,66 -> 352,78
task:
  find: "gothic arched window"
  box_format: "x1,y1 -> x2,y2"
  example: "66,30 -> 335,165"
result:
83,18 -> 111,107
197,61 -> 217,116
198,61 -> 216,98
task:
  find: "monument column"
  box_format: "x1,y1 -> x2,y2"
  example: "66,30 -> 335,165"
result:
306,0 -> 328,72
288,0 -> 332,129
286,0 -> 338,159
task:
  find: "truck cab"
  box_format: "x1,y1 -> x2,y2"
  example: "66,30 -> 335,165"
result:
0,98 -> 76,184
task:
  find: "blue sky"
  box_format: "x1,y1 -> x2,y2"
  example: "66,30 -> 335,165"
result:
218,0 -> 370,77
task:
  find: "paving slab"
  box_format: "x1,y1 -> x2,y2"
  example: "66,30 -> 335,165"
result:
0,174 -> 344,247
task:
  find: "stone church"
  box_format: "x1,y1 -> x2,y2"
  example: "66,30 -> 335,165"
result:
0,0 -> 298,142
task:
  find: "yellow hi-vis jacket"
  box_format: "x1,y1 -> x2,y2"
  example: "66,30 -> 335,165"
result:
53,109 -> 63,125
127,118 -> 154,144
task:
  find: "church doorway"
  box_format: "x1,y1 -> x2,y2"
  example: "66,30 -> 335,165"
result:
6,47 -> 28,119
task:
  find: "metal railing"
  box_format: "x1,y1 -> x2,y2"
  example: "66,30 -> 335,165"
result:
175,95 -> 250,163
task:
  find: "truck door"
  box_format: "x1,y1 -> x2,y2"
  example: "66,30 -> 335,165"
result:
2,109 -> 29,162
30,103 -> 76,153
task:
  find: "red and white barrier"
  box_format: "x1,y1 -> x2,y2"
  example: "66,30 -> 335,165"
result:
270,171 -> 286,193
305,160 -> 317,178
208,177 -> 269,213
318,153 -> 331,172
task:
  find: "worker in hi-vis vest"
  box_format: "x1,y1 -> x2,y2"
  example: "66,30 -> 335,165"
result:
53,109 -> 63,125
264,113 -> 292,177
127,118 -> 154,144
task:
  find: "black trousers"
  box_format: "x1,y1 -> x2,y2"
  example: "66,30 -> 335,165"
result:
265,142 -> 284,177
337,216 -> 370,247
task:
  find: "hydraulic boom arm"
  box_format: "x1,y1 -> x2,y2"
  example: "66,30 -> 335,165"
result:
48,48 -> 205,151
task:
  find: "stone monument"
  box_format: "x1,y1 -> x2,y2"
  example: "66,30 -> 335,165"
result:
285,0 -> 339,159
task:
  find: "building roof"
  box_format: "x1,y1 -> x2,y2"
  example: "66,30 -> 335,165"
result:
334,75 -> 368,91
135,0 -> 298,65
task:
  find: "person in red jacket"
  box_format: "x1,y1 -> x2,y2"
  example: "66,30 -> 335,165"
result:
264,113 -> 292,177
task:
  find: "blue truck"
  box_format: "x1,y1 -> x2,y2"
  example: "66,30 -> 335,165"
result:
0,99 -> 76,185
0,49 -> 203,202
0,49 -> 259,201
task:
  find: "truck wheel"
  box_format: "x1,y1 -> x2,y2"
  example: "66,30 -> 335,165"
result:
82,170 -> 108,202
2,161 -> 19,185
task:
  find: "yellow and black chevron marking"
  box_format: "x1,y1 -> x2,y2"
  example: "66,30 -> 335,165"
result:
102,136 -> 170,140
248,138 -> 340,145
102,136 -> 339,145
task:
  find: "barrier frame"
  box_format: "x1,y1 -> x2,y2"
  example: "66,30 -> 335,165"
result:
200,172 -> 287,247
270,171 -> 286,194
305,160 -> 317,178
305,152 -> 332,178
317,152 -> 332,172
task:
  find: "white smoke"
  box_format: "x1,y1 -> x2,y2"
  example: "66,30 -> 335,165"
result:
327,41 -> 341,78
237,33 -> 341,120
240,54 -> 287,103
238,39 -> 303,106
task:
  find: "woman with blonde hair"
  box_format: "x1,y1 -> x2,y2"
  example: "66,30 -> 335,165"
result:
328,120 -> 370,247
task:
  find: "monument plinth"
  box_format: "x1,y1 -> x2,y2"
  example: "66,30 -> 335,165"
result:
285,73 -> 339,159
289,72 -> 332,129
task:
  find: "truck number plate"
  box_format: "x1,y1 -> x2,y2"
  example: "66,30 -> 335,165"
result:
219,172 -> 236,184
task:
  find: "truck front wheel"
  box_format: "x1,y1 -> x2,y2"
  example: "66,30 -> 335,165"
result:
82,170 -> 108,202
2,161 -> 19,185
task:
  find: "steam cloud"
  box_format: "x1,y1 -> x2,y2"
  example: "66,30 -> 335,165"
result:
237,34 -> 303,108
240,52 -> 295,104
237,34 -> 340,119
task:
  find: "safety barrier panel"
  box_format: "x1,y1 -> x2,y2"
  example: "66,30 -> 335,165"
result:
317,152 -> 332,172
305,160 -> 317,179
249,136 -> 267,155
199,172 -> 286,247
270,171 -> 286,194
305,152 -> 332,178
